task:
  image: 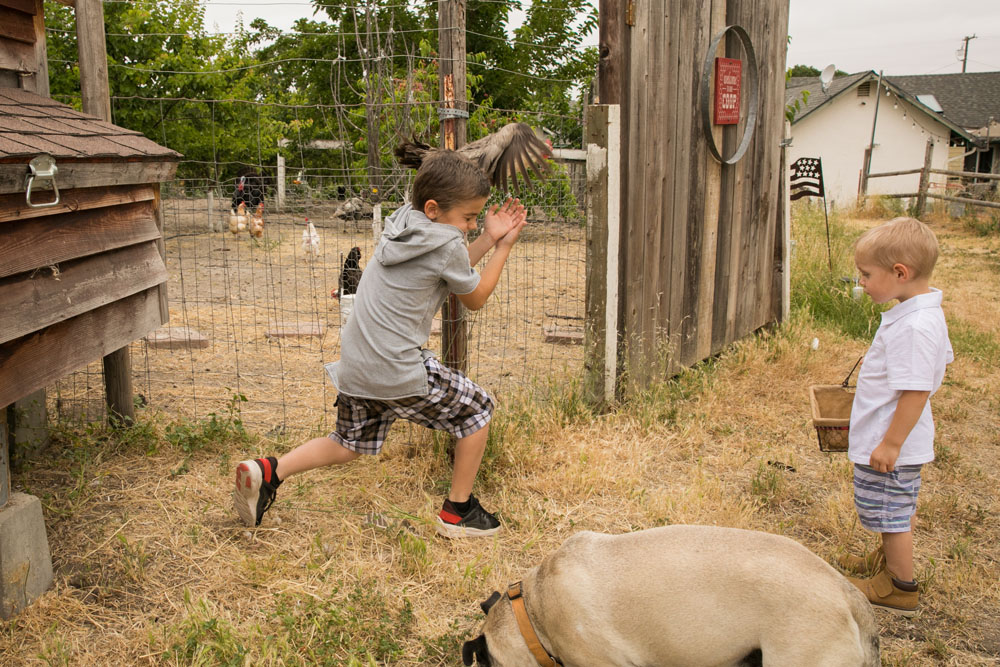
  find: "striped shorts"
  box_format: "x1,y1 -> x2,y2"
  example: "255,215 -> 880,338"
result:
853,464 -> 923,533
330,356 -> 494,455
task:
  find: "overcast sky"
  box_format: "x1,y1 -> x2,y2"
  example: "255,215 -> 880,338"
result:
202,1 -> 1000,76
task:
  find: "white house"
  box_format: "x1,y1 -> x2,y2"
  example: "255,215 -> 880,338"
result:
786,71 -> 974,207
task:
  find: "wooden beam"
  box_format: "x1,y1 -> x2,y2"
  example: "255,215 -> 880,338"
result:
0,241 -> 167,345
0,288 -> 162,409
0,5 -> 37,44
0,161 -> 178,197
75,0 -> 111,122
0,200 -> 159,279
0,33 -> 34,73
584,104 -> 610,405
915,139 -> 934,217
866,168 -> 923,179
597,0 -> 625,105
926,192 -> 1000,210
929,167 -> 1000,181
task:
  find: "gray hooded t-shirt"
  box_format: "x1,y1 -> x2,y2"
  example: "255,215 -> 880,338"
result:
325,204 -> 480,399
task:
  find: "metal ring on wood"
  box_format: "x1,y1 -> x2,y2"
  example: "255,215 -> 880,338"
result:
700,25 -> 759,165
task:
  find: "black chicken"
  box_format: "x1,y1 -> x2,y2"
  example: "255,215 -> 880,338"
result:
394,122 -> 551,192
231,169 -> 267,211
332,246 -> 363,300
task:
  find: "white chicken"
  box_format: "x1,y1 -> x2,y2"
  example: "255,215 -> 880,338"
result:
248,202 -> 264,238
228,201 -> 249,234
301,219 -> 321,258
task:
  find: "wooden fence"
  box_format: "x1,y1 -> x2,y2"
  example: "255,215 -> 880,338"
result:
867,138 -> 1000,215
589,0 -> 790,398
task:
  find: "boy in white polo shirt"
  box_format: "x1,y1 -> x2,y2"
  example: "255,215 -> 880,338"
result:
839,217 -> 953,616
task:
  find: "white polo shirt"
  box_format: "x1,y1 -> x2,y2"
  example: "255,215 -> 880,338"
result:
849,288 -> 953,466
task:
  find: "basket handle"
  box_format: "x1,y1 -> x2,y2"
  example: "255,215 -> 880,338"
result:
842,355 -> 864,388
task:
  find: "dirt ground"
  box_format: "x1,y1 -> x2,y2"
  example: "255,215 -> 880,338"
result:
3,210 -> 999,665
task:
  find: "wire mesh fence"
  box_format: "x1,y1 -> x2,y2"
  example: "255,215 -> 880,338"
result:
44,2 -> 595,435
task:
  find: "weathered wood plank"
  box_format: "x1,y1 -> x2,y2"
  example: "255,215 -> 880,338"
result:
0,241 -> 167,345
0,161 -> 178,196
622,0 -> 648,385
0,200 -> 159,279
0,5 -> 36,44
0,0 -> 37,14
0,32 -> 34,73
0,287 -> 162,408
667,0 -> 697,372
639,0 -> 667,381
690,0 -> 727,363
0,184 -> 156,223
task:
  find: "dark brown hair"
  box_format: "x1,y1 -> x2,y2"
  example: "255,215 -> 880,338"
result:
408,148 -> 490,212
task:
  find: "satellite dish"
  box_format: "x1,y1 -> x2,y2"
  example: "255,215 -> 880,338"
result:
820,64 -> 836,92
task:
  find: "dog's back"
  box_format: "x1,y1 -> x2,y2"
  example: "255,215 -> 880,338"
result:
520,525 -> 879,666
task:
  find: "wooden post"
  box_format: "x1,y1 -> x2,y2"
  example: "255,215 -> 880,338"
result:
859,147 -> 872,203
76,0 -> 111,123
77,0 -> 134,424
915,138 -> 934,218
207,188 -> 215,232
30,0 -> 49,98
276,154 -> 286,212
598,0 -> 625,105
584,105 -> 622,407
0,409 -> 8,509
439,0 -> 468,373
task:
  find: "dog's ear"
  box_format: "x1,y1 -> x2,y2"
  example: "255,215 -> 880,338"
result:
462,634 -> 490,666
480,591 -> 502,615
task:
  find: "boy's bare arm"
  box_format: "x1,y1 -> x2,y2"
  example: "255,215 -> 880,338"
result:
869,389 -> 931,472
458,206 -> 527,311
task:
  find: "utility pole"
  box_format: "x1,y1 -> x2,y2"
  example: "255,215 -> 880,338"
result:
438,0 -> 469,373
959,34 -> 976,73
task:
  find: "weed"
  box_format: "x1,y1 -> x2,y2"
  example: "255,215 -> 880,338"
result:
750,461 -> 783,505
38,626 -> 72,667
165,393 -> 250,453
947,537 -> 971,563
116,533 -> 150,584
398,530 -> 431,575
961,211 -> 1000,237
161,596 -> 247,667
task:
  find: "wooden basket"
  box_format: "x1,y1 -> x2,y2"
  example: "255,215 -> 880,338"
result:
809,384 -> 854,452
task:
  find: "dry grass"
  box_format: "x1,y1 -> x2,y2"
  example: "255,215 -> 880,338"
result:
3,209 -> 999,666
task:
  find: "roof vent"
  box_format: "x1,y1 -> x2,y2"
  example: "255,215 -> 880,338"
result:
857,82 -> 871,97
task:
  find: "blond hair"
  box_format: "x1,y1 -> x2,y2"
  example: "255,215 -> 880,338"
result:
854,217 -> 939,278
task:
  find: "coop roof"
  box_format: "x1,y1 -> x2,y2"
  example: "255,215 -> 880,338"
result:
0,87 -> 181,160
785,71 -> 974,142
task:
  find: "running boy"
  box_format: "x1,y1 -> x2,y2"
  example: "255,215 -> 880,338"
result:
233,149 -> 527,538
839,217 -> 953,615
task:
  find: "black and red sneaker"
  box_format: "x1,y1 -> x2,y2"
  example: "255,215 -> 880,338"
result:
436,495 -> 500,538
234,457 -> 281,527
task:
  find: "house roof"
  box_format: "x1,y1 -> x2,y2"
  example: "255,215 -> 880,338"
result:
889,72 -> 1000,131
785,71 -> 975,142
0,88 -> 180,160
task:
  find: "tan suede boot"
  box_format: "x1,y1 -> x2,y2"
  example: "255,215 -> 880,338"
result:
838,545 -> 885,576
847,567 -> 919,616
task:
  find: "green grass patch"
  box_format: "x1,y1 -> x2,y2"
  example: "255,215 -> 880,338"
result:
790,202 -> 886,339
947,317 -> 1000,366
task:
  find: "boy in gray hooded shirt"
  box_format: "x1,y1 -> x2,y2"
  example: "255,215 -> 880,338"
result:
234,150 -> 527,538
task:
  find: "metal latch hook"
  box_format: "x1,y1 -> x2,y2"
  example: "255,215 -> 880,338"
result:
25,154 -> 60,208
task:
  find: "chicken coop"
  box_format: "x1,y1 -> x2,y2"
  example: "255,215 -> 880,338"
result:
0,0 -> 180,618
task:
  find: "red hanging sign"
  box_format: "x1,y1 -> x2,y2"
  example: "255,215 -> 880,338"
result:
714,57 -> 742,125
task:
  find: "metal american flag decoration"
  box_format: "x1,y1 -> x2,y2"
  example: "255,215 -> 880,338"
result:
789,157 -> 825,200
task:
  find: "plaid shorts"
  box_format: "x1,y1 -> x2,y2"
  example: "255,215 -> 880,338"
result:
330,356 -> 493,455
854,463 -> 923,533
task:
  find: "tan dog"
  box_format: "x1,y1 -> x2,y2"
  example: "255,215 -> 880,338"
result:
463,525 -> 879,666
